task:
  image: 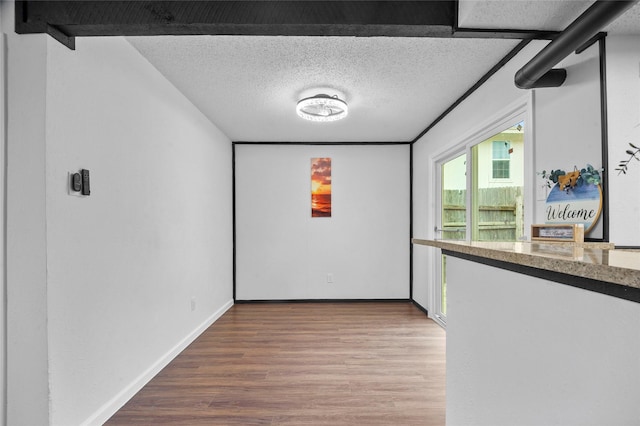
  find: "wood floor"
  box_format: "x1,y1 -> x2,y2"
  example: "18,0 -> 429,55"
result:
106,302 -> 446,425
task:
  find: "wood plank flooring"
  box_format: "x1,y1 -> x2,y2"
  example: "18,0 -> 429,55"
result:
106,302 -> 446,425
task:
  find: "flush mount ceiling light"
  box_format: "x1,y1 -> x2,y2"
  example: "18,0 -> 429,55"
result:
296,94 -> 348,122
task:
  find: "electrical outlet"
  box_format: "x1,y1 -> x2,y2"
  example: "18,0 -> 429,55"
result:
190,297 -> 196,311
327,273 -> 334,283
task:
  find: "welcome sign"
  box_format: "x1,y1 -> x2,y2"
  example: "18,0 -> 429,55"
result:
545,183 -> 602,233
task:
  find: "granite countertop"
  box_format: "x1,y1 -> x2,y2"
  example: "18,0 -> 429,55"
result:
412,239 -> 640,289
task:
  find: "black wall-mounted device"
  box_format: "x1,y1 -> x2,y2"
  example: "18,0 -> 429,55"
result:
81,169 -> 90,195
70,169 -> 91,196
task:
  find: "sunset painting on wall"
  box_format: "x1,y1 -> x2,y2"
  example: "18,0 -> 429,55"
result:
311,157 -> 332,217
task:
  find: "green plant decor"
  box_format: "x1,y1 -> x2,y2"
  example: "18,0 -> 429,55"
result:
540,164 -> 602,192
615,143 -> 640,175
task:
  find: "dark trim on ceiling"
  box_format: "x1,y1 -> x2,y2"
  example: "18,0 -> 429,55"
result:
15,0 -> 456,38
452,0 -> 460,33
453,28 -> 558,40
15,0 -> 574,148
451,0 -> 559,41
233,141 -> 411,145
2,30 -> 8,426
442,249 -> 640,304
232,143 -> 237,302
597,36 -> 610,243
46,24 -> 75,50
15,0 -> 570,149
14,1 -> 26,30
409,144 -> 414,301
578,34 -> 610,243
411,39 -> 531,144
17,0 -> 566,50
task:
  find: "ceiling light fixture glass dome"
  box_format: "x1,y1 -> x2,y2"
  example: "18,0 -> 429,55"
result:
296,94 -> 348,122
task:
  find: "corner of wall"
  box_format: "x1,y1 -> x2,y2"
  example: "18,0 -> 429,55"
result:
81,299 -> 233,426
42,35 -> 234,425
4,12 -> 51,426
605,35 -> 640,245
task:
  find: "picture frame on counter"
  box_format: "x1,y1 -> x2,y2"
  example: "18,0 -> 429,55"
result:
531,223 -> 585,243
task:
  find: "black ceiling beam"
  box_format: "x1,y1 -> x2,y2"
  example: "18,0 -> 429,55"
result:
15,1 -> 456,39
453,28 -> 558,41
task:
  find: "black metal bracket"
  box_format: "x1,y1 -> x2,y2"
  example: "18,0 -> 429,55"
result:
46,24 -> 75,51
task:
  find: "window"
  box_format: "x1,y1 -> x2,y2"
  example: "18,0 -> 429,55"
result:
492,141 -> 510,179
433,108 -> 529,330
472,123 -> 524,242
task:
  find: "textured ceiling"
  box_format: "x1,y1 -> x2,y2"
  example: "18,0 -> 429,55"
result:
459,0 -> 640,34
127,0 -> 640,143
605,1 -> 640,34
458,0 -> 593,30
128,36 -> 520,142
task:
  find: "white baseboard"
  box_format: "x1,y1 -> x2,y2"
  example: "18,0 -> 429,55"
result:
81,299 -> 234,426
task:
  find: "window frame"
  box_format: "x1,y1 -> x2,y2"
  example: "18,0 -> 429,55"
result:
429,94 -> 534,329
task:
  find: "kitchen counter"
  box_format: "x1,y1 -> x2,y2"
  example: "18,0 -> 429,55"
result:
412,238 -> 640,301
427,238 -> 640,425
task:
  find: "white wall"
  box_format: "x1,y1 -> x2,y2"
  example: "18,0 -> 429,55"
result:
4,13 -> 50,426
606,36 -> 640,246
412,39 -> 612,312
412,40 -> 546,311
534,42 -> 604,239
5,30 -> 234,425
0,4 -> 8,426
235,144 -> 410,300
446,256 -> 640,426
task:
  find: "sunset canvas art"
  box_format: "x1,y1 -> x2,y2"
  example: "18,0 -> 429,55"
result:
311,158 -> 331,217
